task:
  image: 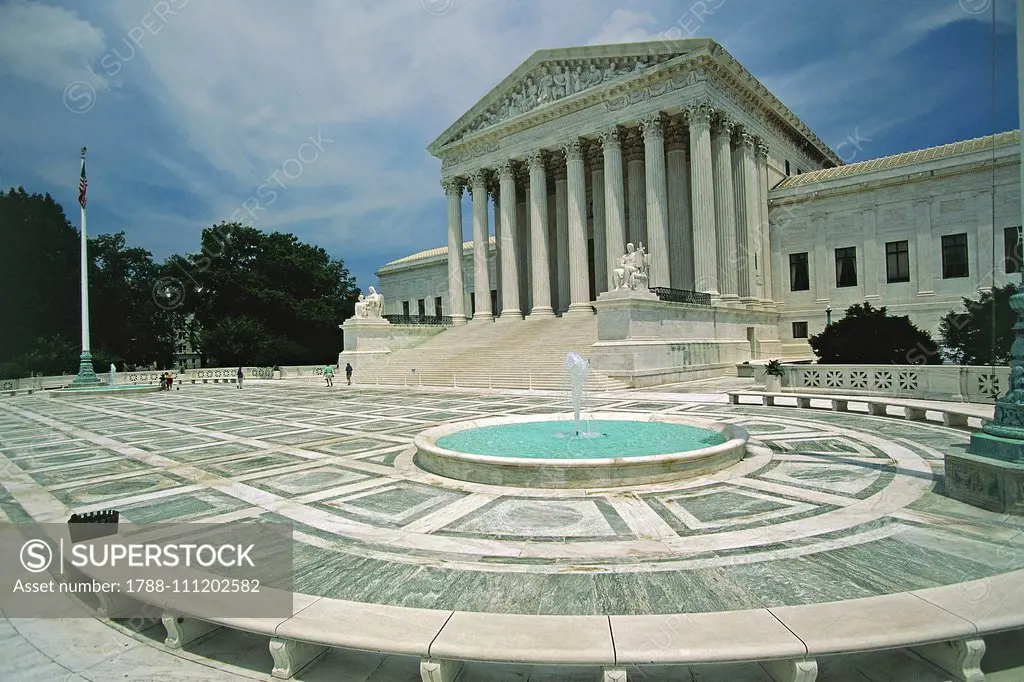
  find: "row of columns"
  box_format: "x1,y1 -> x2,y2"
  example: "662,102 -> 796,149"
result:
442,103 -> 773,323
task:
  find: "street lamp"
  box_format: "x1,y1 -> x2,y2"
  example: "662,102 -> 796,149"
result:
825,304 -> 832,327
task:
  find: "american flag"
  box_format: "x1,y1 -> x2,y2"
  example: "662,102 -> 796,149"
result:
78,148 -> 87,209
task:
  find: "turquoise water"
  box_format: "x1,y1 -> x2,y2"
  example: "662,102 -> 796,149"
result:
435,420 -> 725,460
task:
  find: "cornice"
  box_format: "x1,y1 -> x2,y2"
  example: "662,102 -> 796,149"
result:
768,158 -> 1020,209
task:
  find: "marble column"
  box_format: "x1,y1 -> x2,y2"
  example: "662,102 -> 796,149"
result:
516,169 -> 531,311
739,131 -> 760,300
640,113 -> 670,288
563,139 -> 593,315
443,177 -> 467,324
469,169 -> 493,322
553,160 -> 569,313
688,102 -> 718,296
526,151 -> 554,318
490,180 -> 502,314
665,118 -> 693,290
711,114 -> 738,300
497,160 -> 522,320
600,127 -> 627,290
589,146 -> 608,295
731,131 -> 750,299
624,130 -> 646,248
756,141 -> 773,302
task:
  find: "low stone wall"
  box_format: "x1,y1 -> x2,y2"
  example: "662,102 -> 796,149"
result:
0,366 -> 273,391
590,296 -> 782,387
760,363 -> 1010,404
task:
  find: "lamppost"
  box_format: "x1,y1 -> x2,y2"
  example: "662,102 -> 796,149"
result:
825,304 -> 832,327
945,0 -> 1024,515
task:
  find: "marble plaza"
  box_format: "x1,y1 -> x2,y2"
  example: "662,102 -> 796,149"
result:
2,380 -> 1023,680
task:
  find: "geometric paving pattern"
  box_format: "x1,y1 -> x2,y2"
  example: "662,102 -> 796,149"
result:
2,383 -> 1023,618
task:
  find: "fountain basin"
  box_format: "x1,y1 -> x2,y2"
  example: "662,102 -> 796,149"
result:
414,412 -> 748,488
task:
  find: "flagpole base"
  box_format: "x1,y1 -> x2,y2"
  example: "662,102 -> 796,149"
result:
71,351 -> 102,387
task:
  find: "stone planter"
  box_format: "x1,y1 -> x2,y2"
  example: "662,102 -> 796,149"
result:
273,370 -> 281,380
765,375 -> 782,393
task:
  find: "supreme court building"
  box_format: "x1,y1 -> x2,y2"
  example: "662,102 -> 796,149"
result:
378,38 -> 1021,364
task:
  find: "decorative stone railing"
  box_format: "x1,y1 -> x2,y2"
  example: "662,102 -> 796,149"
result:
0,366 -> 274,392
649,287 -> 712,306
382,314 -> 453,326
759,364 -> 1011,405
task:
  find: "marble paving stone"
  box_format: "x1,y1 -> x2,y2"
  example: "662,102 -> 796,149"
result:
245,465 -> 371,497
318,483 -> 467,526
203,452 -> 308,477
10,449 -> 117,471
448,498 -> 621,538
28,457 -> 152,487
134,435 -> 221,451
158,441 -> 257,463
50,472 -> 190,507
257,430 -> 341,445
662,487 -> 815,529
116,489 -> 254,523
759,461 -> 882,496
307,438 -> 400,456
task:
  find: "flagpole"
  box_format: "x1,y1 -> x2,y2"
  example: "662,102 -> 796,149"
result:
72,145 -> 99,386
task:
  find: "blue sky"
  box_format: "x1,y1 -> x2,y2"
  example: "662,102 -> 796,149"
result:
0,0 -> 1017,291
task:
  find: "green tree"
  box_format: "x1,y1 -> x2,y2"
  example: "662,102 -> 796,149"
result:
181,223 -> 359,366
809,302 -> 941,365
939,284 -> 1016,365
88,232 -> 177,369
0,188 -> 79,376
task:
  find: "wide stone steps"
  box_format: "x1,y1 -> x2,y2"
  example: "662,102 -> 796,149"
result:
347,316 -> 627,391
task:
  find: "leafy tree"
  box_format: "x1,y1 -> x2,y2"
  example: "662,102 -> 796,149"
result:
181,223 -> 359,366
809,302 -> 941,365
88,232 -> 177,369
939,284 -> 1017,365
0,188 -> 79,374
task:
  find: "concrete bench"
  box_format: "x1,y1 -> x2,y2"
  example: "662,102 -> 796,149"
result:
727,391 -> 987,430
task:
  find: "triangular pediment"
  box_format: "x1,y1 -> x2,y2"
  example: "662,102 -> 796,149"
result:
427,39 -> 714,154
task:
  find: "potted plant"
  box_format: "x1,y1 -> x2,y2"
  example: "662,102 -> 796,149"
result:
764,359 -> 784,393
272,365 -> 281,380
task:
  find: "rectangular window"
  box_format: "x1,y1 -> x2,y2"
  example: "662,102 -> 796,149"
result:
835,247 -> 857,287
885,240 -> 910,283
796,168 -> 803,175
491,290 -> 498,315
789,252 -> 809,291
1005,227 -> 1022,274
941,233 -> 969,278
435,296 -> 443,318
417,298 -> 425,320
403,300 -> 410,317
785,160 -> 791,176
468,294 -> 475,316
792,321 -> 808,339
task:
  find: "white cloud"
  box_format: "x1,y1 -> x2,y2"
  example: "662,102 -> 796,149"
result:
0,0 -> 105,88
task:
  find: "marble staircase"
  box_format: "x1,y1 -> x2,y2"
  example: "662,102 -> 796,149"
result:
348,316 -> 628,391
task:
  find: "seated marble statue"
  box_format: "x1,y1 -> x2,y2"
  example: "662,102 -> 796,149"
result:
611,242 -> 649,290
363,286 -> 384,318
354,294 -> 369,318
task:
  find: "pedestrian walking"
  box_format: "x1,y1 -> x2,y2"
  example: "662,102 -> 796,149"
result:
236,366 -> 244,388
160,373 -> 167,391
345,363 -> 353,386
324,363 -> 334,387
166,372 -> 174,391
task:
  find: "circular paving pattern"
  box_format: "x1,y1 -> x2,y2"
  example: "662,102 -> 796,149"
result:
1,382 -> 1023,618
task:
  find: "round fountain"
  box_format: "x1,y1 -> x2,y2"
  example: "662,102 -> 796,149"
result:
414,353 -> 748,488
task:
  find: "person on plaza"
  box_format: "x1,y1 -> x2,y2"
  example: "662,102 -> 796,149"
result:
166,372 -> 173,391
159,373 -> 167,391
236,366 -> 244,388
324,363 -> 334,387
345,363 -> 353,385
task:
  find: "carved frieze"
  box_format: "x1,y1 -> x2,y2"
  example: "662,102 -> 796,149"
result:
460,55 -> 672,138
440,139 -> 501,170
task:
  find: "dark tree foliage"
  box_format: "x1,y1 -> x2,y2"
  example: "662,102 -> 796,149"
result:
0,188 -> 80,376
809,302 -> 941,365
87,232 -> 177,370
178,223 -> 360,366
939,284 -> 1017,366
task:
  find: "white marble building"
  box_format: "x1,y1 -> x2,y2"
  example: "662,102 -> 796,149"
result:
378,38 -> 1021,357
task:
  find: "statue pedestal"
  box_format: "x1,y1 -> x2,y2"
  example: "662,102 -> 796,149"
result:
946,399 -> 1024,514
597,287 -> 659,302
338,317 -> 393,359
